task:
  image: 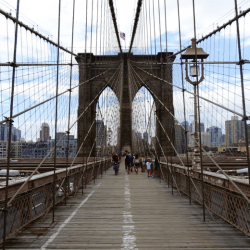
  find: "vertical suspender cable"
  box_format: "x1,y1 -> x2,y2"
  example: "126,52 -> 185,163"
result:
53,0 -> 61,223
129,0 -> 143,53
65,0 -> 76,206
234,0 -> 250,186
108,0 -> 122,54
177,0 -> 191,205
3,1 -> 20,248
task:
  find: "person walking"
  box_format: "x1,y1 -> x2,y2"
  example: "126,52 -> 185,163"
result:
129,154 -> 135,172
151,152 -> 160,177
146,158 -> 152,177
134,154 -> 139,174
112,152 -> 119,175
125,152 -> 131,174
141,154 -> 145,172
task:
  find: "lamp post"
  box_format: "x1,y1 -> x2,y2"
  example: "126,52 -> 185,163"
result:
181,38 -> 209,170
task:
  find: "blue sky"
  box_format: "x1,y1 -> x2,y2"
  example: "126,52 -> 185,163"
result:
1,0 -> 250,142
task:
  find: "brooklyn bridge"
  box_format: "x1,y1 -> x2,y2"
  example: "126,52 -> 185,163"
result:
0,0 -> 250,249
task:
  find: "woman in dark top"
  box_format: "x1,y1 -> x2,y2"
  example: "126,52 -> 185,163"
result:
151,152 -> 160,177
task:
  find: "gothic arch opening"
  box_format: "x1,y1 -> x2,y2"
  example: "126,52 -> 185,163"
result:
96,86 -> 120,155
132,86 -> 156,155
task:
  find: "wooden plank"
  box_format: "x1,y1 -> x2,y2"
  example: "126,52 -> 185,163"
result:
3,161 -> 250,249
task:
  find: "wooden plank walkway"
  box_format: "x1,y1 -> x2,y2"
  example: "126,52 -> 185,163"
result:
4,161 -> 250,249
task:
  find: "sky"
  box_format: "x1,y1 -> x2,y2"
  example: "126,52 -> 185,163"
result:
1,0 -> 250,52
0,0 -> 250,144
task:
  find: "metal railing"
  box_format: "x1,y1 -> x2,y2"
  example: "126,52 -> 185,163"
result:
0,158 -> 111,243
158,162 -> 250,236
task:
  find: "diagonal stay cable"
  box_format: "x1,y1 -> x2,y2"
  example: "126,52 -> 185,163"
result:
6,64 -> 122,207
154,113 -> 216,222
0,63 -> 120,125
131,63 -> 250,205
41,67 -> 123,220
130,62 -> 244,118
129,62 -> 182,196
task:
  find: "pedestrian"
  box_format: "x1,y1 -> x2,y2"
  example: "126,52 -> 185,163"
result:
129,154 -> 135,172
141,154 -> 145,172
134,154 -> 139,174
125,152 -> 131,174
151,152 -> 160,177
117,153 -> 121,171
112,152 -> 119,175
146,158 -> 152,177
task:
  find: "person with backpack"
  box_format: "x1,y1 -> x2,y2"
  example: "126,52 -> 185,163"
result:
129,154 -> 135,172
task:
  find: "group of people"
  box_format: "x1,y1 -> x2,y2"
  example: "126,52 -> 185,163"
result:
111,151 -> 160,178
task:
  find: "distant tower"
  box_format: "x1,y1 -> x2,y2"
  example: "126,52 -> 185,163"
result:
225,116 -> 245,146
143,132 -> 149,144
40,123 -> 50,142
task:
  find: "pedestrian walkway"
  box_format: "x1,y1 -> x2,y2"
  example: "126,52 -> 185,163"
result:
5,162 -> 250,249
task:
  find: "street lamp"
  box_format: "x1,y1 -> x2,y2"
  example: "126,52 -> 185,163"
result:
181,38 -> 209,170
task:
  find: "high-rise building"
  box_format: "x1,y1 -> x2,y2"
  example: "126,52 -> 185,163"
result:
189,121 -> 204,133
206,126 -> 222,147
225,116 -> 245,146
1,122 -> 21,141
96,120 -> 106,147
188,132 -> 211,148
117,126 -> 120,148
143,132 -> 149,143
221,134 -> 226,146
175,123 -> 186,154
200,132 -> 211,147
40,122 -> 50,142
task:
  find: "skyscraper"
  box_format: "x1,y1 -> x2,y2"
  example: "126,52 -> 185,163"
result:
40,122 -> 50,142
175,122 -> 186,154
225,116 -> 245,146
189,121 -> 204,133
1,122 -> 21,141
96,120 -> 106,146
206,126 -> 222,147
143,132 -> 149,143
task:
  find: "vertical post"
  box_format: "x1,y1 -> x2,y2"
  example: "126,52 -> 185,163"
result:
3,1 -> 20,248
192,0 -> 205,221
177,0 -> 191,205
53,0 -> 61,223
234,0 -> 250,185
197,85 -> 205,221
193,85 -> 200,169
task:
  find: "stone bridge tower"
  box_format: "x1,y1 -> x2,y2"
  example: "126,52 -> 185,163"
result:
76,52 -> 175,157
